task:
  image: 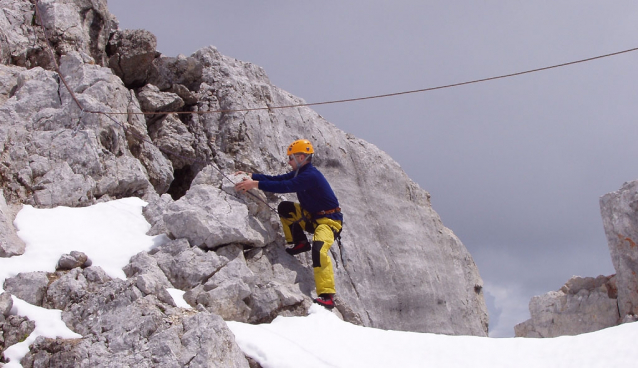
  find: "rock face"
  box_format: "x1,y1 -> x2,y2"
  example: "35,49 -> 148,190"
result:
516,180 -> 638,337
173,46 -> 489,335
514,275 -> 619,338
0,0 -> 489,365
1,0 -> 116,69
600,180 -> 638,318
106,29 -> 157,88
0,48 -> 173,206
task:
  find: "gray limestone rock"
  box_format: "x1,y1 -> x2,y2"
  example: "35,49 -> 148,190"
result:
146,54 -> 203,92
152,238 -> 227,290
141,192 -> 174,236
243,245 -> 319,319
0,64 -> 23,104
123,250 -> 176,306
244,280 -> 308,324
0,0 -> 53,68
56,251 -> 92,270
561,274 -> 618,297
136,83 -> 184,113
123,251 -> 171,286
184,244 -> 254,321
515,180 -> 638,338
32,161 -> 97,207
187,280 -> 252,321
0,51 -> 173,206
2,315 -> 35,351
514,275 -> 619,337
147,113 -> 196,169
0,0 -> 115,69
82,266 -> 111,284
0,190 -> 25,257
30,0 -> 115,66
106,29 -> 157,88
135,273 -> 177,307
20,274 -> 249,367
147,239 -> 313,323
600,180 -> 638,317
0,0 -> 38,66
163,183 -> 278,250
132,139 -> 175,196
3,271 -> 49,306
174,312 -> 250,368
44,268 -> 89,310
169,83 -> 199,105
17,336 -> 88,368
0,292 -> 12,317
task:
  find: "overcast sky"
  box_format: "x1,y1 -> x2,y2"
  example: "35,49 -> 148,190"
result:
107,0 -> 638,337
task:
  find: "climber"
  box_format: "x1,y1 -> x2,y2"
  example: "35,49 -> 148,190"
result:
234,139 -> 343,310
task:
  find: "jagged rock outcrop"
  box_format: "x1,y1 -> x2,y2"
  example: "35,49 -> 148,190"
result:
136,84 -> 185,117
0,49 -> 174,205
0,0 -> 116,69
5,266 -> 249,367
514,275 -> 619,337
146,54 -> 203,93
106,29 -> 157,88
516,180 -> 638,337
1,0 -> 489,365
147,113 -> 197,170
600,180 -> 638,318
124,236 -> 311,324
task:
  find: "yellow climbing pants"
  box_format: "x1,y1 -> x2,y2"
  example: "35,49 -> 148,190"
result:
278,201 -> 342,295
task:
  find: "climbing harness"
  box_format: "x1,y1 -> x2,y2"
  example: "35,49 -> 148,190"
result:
315,207 -> 341,216
288,205 -> 344,250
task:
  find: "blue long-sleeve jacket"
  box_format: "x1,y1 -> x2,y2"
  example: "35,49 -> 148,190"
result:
252,163 -> 343,221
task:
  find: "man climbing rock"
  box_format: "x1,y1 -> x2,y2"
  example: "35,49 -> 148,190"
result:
234,139 -> 343,309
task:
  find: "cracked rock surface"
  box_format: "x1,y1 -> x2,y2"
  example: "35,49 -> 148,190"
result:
1,0 -> 493,365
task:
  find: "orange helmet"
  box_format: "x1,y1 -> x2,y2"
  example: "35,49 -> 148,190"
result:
287,139 -> 314,155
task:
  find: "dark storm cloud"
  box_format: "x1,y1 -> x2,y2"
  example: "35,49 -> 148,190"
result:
108,0 -> 638,336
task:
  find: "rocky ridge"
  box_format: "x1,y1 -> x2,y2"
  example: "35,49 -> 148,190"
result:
1,0 -> 487,366
515,180 -> 638,338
